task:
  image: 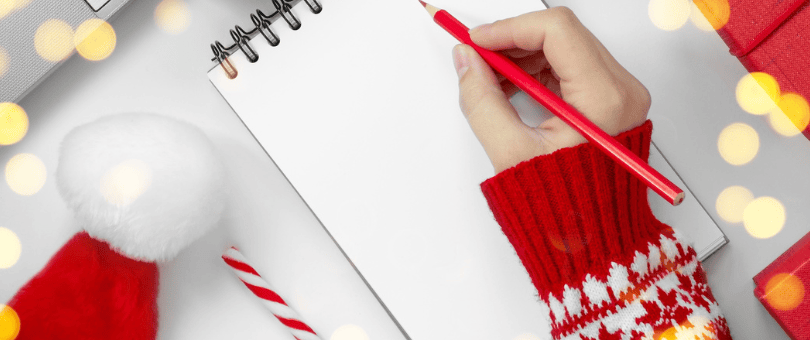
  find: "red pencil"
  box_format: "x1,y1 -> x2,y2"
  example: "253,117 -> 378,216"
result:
420,1 -> 684,206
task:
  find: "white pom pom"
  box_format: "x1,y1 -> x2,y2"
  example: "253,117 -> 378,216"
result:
56,113 -> 225,262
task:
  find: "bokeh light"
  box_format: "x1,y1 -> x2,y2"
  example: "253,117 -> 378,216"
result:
648,0 -> 690,31
677,316 -> 712,339
743,197 -> 785,239
689,2 -> 714,31
0,102 -> 28,145
736,72 -> 780,115
34,19 -> 75,62
715,185 -> 754,223
0,305 -> 21,340
155,0 -> 191,34
74,18 -> 116,61
769,93 -> 810,137
0,227 -> 21,269
691,0 -> 730,30
5,153 -> 47,196
100,159 -> 152,206
717,123 -> 759,165
0,1 -> 15,19
331,324 -> 369,340
764,273 -> 805,311
513,333 -> 542,340
0,47 -> 8,79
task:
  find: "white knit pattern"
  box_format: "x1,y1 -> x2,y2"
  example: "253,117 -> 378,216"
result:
543,232 -> 728,340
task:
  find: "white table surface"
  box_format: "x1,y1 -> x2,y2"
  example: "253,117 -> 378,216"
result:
3,0 -> 810,339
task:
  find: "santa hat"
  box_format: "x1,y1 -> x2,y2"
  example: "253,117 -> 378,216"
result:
7,113 -> 225,339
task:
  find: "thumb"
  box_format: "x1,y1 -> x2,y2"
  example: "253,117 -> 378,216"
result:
453,44 -> 527,166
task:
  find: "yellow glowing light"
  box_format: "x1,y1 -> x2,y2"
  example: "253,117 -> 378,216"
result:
5,153 -> 47,196
0,228 -> 21,269
0,305 -> 21,340
0,47 -> 8,79
100,159 -> 152,206
743,197 -> 785,239
677,316 -> 712,339
0,102 -> 28,145
765,273 -> 805,311
155,0 -> 191,34
331,324 -> 369,340
715,185 -> 754,223
736,72 -> 780,115
717,123 -> 759,165
513,333 -> 542,340
769,93 -> 810,137
692,0 -> 730,30
648,0 -> 690,31
0,1 -> 15,19
689,2 -> 714,31
74,18 -> 116,61
34,19 -> 75,62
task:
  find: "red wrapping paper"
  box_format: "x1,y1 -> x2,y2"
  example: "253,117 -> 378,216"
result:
754,231 -> 810,340
699,0 -> 810,139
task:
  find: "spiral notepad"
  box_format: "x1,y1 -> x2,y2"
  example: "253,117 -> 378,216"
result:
207,1 -> 724,338
209,0 -> 323,79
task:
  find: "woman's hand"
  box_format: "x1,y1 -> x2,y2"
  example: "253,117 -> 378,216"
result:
453,7 -> 651,173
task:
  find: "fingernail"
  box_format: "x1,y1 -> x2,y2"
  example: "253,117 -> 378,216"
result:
452,45 -> 469,78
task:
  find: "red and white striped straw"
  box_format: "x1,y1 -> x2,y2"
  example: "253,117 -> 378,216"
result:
222,247 -> 321,340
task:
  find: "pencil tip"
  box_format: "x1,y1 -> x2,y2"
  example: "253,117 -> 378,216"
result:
420,1 -> 439,16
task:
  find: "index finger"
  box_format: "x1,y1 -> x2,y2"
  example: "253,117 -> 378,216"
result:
468,7 -> 607,84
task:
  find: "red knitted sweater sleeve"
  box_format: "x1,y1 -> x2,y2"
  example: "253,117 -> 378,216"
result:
481,121 -> 733,340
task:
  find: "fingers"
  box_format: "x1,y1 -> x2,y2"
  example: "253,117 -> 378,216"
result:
469,7 -> 608,85
453,44 -> 528,164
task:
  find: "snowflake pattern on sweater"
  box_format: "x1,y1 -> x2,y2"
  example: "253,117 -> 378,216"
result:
550,231 -> 730,340
481,121 -> 732,340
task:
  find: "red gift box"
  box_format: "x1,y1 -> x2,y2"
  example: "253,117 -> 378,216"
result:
754,231 -> 810,339
696,0 -> 810,139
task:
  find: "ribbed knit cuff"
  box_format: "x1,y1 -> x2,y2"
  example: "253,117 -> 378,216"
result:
481,120 -> 668,298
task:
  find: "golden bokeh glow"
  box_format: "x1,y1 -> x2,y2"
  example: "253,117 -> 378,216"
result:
689,2 -> 714,31
0,305 -> 21,340
0,228 -> 21,269
764,273 -> 805,311
717,123 -> 759,165
100,159 -> 152,206
743,197 -> 785,239
0,1 -> 15,19
155,0 -> 191,34
74,18 -> 116,61
34,19 -> 75,62
768,93 -> 810,137
5,153 -> 47,196
692,0 -> 730,30
0,102 -> 28,145
0,47 -> 8,79
736,72 -> 780,115
648,0 -> 690,31
331,324 -> 369,340
715,185 -> 754,223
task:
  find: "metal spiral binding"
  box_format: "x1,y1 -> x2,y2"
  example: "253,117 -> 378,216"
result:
210,0 -> 322,79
